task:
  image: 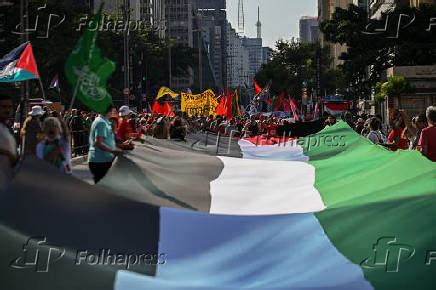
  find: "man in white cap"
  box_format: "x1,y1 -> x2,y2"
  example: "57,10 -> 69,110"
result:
117,105 -> 133,143
21,105 -> 44,156
0,94 -> 17,191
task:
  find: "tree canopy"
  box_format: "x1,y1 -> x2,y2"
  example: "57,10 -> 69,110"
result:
255,39 -> 346,101
320,3 -> 436,99
0,0 -> 195,105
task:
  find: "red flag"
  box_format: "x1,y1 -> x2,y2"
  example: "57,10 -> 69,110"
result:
226,89 -> 233,120
152,100 -> 171,115
215,96 -> 227,116
254,80 -> 262,95
283,96 -> 292,113
312,102 -> 319,120
274,91 -> 286,111
289,97 -> 300,121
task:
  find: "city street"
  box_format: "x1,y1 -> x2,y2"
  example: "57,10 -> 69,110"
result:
0,1 -> 435,290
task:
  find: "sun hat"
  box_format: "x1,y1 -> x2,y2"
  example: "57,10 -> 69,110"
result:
28,105 -> 45,116
119,105 -> 132,117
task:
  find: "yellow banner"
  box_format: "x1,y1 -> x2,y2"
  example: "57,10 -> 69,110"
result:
181,89 -> 218,117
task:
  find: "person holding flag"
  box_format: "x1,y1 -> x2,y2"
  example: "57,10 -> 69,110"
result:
65,2 -> 122,183
88,104 -> 122,184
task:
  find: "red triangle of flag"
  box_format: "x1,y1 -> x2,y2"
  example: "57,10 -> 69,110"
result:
16,43 -> 39,78
254,80 -> 262,95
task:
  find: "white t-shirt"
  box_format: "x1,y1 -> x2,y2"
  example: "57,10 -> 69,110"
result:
0,123 -> 17,191
367,130 -> 386,145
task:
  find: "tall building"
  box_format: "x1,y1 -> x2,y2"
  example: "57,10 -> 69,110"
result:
93,0 -> 144,19
194,0 -> 225,9
226,22 -> 250,88
193,3 -> 228,89
299,16 -> 318,43
242,37 -> 263,83
164,0 -> 194,90
318,0 -> 353,67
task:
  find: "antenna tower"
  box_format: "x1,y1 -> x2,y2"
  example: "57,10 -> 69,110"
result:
238,0 -> 245,34
256,6 -> 261,39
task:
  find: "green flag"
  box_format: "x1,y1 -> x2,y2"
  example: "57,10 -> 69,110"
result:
65,3 -> 115,114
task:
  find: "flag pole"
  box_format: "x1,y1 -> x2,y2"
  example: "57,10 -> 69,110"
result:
38,78 -> 46,100
68,74 -> 82,112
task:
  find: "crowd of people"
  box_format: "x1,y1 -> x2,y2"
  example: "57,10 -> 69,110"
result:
337,107 -> 436,161
1,92 -> 435,190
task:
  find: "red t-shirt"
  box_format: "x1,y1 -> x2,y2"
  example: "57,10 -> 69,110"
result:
419,126 -> 436,162
267,124 -> 278,136
117,119 -> 133,143
387,127 -> 409,151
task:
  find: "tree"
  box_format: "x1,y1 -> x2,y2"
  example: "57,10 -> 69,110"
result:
320,3 -> 436,99
0,1 -> 195,106
255,39 -> 346,101
374,76 -> 413,103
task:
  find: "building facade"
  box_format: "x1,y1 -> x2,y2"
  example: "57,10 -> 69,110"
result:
226,22 -> 250,88
194,6 -> 228,89
242,37 -> 263,84
318,0 -> 353,67
262,47 -> 273,64
379,66 -> 436,122
367,0 -> 436,120
299,16 -> 319,44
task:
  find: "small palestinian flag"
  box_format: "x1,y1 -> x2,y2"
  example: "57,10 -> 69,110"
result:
0,42 -> 39,82
0,123 -> 435,290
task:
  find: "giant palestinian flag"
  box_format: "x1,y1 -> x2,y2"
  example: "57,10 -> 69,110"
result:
0,122 -> 435,289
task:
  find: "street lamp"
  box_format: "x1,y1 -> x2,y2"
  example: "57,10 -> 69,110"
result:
122,0 -> 131,105
193,12 -> 204,92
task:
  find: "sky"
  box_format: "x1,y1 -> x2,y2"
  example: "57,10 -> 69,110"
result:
226,0 -> 317,48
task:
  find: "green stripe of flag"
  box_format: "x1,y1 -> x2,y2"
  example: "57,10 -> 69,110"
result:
300,122 -> 436,290
303,122 -> 435,208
